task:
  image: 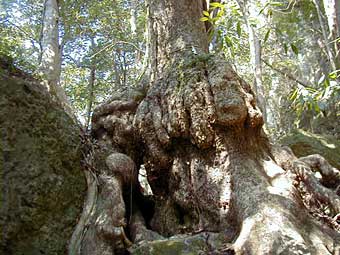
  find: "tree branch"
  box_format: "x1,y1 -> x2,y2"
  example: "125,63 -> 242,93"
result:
1,19 -> 39,51
262,58 -> 310,87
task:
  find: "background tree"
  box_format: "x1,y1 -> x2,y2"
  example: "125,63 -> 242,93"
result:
38,0 -> 72,114
236,0 -> 267,123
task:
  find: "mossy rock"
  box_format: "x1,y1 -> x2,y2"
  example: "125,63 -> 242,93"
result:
130,232 -> 226,255
280,129 -> 340,169
0,72 -> 86,254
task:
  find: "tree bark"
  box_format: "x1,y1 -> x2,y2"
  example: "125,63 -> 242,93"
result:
72,1 -> 340,254
113,51 -> 122,88
39,0 -> 60,86
314,0 -> 338,71
236,0 -> 267,124
322,0 -> 340,69
130,0 -> 138,36
85,37 -> 96,131
39,0 -> 74,117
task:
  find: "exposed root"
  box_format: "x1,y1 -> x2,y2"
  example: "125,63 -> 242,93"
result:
68,134 -> 99,255
293,160 -> 340,213
291,158 -> 340,232
129,209 -> 164,244
297,154 -> 340,188
271,145 -> 340,233
68,168 -> 98,255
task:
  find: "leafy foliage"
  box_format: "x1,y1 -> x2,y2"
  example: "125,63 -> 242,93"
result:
290,71 -> 340,123
0,0 -> 43,72
1,0 -> 339,137
1,0 -> 146,124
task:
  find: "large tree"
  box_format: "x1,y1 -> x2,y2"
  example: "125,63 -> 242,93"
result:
71,0 -> 340,254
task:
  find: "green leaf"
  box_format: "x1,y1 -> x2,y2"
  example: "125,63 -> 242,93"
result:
259,3 -> 270,15
263,29 -> 271,44
267,8 -> 273,17
225,36 -> 233,47
291,43 -> 299,55
200,17 -> 209,22
290,88 -> 298,101
210,2 -> 224,8
283,43 -> 288,54
270,2 -> 284,7
203,10 -> 210,17
226,19 -> 233,29
236,22 -> 241,37
324,77 -> 330,87
216,9 -> 224,18
208,29 -> 215,42
276,28 -> 283,35
329,72 -> 337,79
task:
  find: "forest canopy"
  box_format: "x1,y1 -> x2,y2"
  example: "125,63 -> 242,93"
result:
1,0 -> 339,137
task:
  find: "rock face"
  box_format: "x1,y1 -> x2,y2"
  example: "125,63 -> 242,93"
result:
280,129 -> 340,169
0,68 -> 85,254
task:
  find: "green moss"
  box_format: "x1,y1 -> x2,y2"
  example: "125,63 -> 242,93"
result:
183,52 -> 213,69
173,53 -> 214,94
0,74 -> 86,254
280,129 -> 340,169
130,235 -> 213,255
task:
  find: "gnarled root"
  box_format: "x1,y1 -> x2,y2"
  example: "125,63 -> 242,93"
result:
297,154 -> 340,189
129,209 -> 164,244
229,156 -> 339,254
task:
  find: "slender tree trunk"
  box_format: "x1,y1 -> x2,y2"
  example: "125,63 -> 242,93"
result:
322,0 -> 340,69
39,0 -> 74,117
122,51 -> 127,88
39,0 -> 60,87
113,51 -> 122,88
85,38 -> 96,131
248,26 -> 267,123
237,0 -> 267,123
314,0 -> 338,71
72,1 -> 340,254
85,67 -> 95,130
130,0 -> 140,70
130,0 -> 137,36
117,51 -> 126,88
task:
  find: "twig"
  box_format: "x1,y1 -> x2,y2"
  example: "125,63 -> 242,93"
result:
262,58 -> 310,87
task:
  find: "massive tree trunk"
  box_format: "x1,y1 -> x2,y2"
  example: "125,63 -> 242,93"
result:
71,1 -> 340,254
